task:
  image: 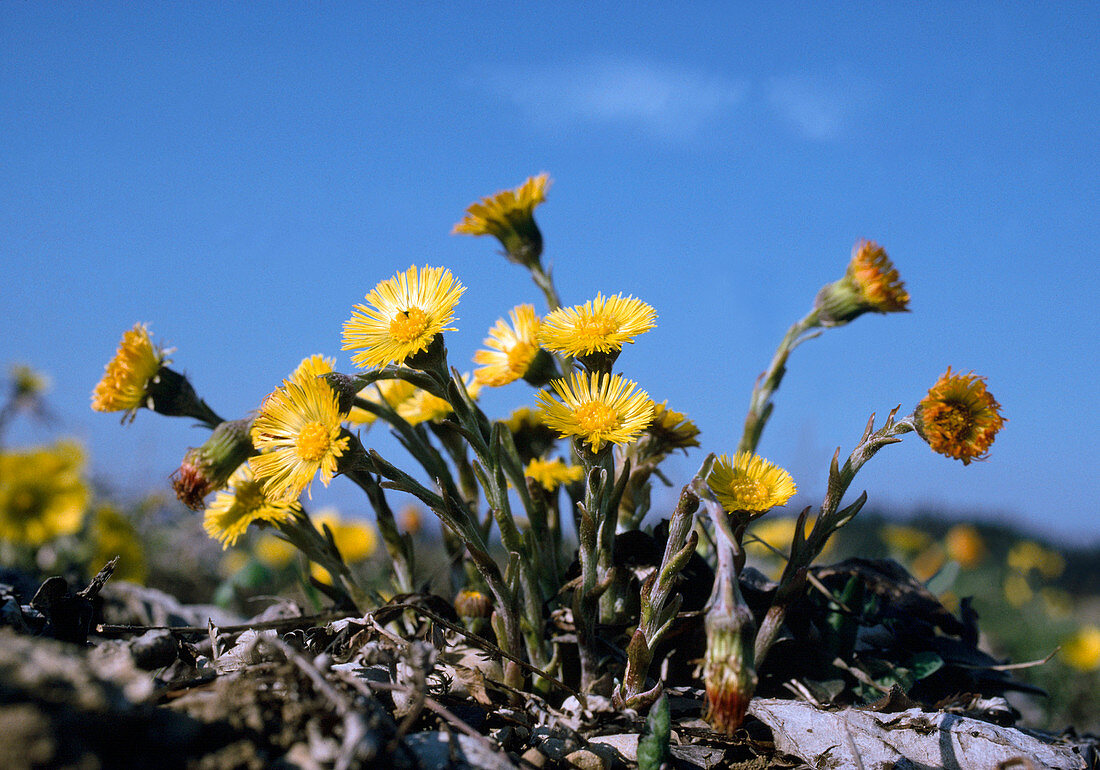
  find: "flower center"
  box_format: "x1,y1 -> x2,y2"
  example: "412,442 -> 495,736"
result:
574,316 -> 616,344
234,480 -> 266,512
506,341 -> 538,374
296,422 -> 331,462
937,403 -> 973,439
574,401 -> 618,433
727,476 -> 769,510
389,307 -> 430,344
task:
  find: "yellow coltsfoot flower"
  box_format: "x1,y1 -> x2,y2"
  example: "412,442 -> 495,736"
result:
916,368 -> 1005,465
473,304 -> 550,387
452,173 -> 550,267
91,323 -> 171,420
814,240 -> 909,326
0,440 -> 89,546
536,372 -> 654,453
342,265 -> 465,371
707,451 -> 797,514
646,401 -> 701,452
524,456 -> 585,491
250,356 -> 350,501
346,378 -> 418,426
202,463 -> 301,548
538,293 -> 657,369
396,374 -> 480,426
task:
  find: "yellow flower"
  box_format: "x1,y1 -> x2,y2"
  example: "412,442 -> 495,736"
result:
1062,625 -> 1100,672
706,452 -> 796,514
745,516 -> 833,563
0,440 -> 88,546
452,173 -> 550,266
538,293 -> 657,358
880,523 -> 932,555
1003,572 -> 1033,608
454,588 -> 493,619
944,524 -> 985,569
399,505 -> 423,536
203,463 -> 301,548
254,532 -> 297,569
342,265 -> 465,370
250,356 -> 350,501
524,457 -> 585,491
11,364 -> 50,401
814,240 -> 909,326
346,378 -> 418,426
89,505 -> 146,583
646,401 -> 701,451
916,368 -> 1005,465
91,323 -> 170,419
911,544 -> 947,582
474,304 -> 544,387
536,372 -> 654,452
1007,540 -> 1064,579
314,508 -> 378,562
396,375 -> 481,426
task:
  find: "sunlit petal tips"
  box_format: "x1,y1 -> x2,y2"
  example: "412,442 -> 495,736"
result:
91,323 -> 170,419
474,304 -> 543,387
250,355 -> 350,501
538,293 -> 657,357
707,451 -> 797,513
536,372 -> 654,452
203,463 -> 301,548
341,265 -> 465,370
916,367 -> 1005,465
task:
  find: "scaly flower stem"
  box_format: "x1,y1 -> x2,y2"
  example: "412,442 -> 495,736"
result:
737,311 -> 821,455
754,409 -> 915,665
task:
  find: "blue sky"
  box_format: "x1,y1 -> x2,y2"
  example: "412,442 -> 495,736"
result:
2,4 -> 1097,542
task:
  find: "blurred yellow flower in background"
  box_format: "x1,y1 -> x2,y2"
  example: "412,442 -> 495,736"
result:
707,451 -> 796,514
911,544 -> 947,582
251,356 -> 350,501
89,504 -> 146,583
0,440 -> 88,546
91,323 -> 170,419
1062,625 -> 1100,672
342,265 -> 464,370
1007,540 -> 1065,580
1003,572 -> 1034,608
346,378 -> 417,426
880,523 -> 932,555
945,524 -> 986,569
254,532 -> 297,569
399,505 -> 423,536
314,508 -> 378,563
524,457 -> 584,491
917,368 -> 1005,465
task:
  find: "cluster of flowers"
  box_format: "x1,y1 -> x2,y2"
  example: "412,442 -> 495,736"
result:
90,174 -> 1007,732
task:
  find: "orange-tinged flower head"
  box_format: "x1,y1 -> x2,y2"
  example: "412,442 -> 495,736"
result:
341,265 -> 464,370
452,174 -> 550,267
916,368 -> 1005,465
945,524 -> 985,569
814,240 -> 909,326
91,323 -> 171,419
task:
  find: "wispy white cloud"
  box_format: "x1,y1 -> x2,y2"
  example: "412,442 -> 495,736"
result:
480,57 -> 747,140
766,70 -> 872,141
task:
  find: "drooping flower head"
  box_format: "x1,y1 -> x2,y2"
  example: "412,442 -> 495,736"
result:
474,304 -> 551,387
915,368 -> 1005,465
0,440 -> 88,546
503,406 -> 559,464
646,401 -> 701,454
342,265 -> 465,370
203,462 -> 301,548
814,240 -> 909,326
707,451 -> 797,514
452,173 -> 551,267
536,372 -> 654,453
91,323 -> 171,420
250,355 -> 350,501
524,456 -> 585,491
538,293 -> 657,369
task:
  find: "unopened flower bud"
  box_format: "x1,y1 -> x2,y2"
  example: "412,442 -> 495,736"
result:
172,418 -> 254,510
703,602 -> 758,734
